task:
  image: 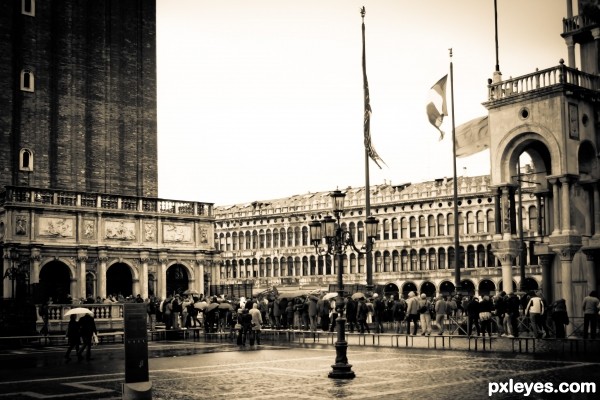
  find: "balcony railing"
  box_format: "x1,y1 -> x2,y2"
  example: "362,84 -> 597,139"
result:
0,186 -> 213,217
487,62 -> 600,102
563,14 -> 599,34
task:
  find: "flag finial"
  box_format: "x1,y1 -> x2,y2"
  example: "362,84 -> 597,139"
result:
360,6 -> 365,19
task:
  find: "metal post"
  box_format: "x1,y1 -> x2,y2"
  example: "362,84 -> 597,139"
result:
328,218 -> 355,379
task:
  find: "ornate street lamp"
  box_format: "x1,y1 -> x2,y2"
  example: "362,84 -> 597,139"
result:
310,190 -> 378,379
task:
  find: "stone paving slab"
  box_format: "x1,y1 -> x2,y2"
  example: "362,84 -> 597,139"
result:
0,341 -> 599,399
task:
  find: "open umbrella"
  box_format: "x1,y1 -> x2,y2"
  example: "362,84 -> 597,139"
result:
64,307 -> 93,317
218,302 -> 233,310
194,301 -> 208,310
206,303 -> 219,312
323,293 -> 338,301
183,289 -> 199,296
351,292 -> 365,300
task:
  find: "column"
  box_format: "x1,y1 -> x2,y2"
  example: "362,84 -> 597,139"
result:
500,186 -> 512,239
29,247 -> 41,284
195,254 -> 205,296
548,178 -> 561,235
556,247 -> 579,336
158,252 -> 168,300
564,36 -> 576,69
538,254 -> 554,301
97,249 -> 108,299
139,251 -> 149,299
500,253 -> 515,294
77,248 -> 88,299
560,176 -> 574,234
494,189 -> 502,235
593,183 -> 600,237
3,248 -> 13,299
582,250 -> 598,296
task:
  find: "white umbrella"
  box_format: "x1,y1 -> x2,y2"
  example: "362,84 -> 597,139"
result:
64,307 -> 93,317
323,293 -> 338,301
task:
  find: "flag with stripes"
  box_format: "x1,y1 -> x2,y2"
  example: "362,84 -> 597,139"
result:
426,75 -> 448,140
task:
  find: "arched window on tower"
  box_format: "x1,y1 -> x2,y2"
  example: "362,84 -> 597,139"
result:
20,148 -> 33,171
21,69 -> 35,92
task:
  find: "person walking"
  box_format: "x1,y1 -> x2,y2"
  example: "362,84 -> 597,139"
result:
249,303 -> 262,346
582,290 -> 600,339
434,296 -> 447,335
392,296 -> 407,334
63,314 -> 80,362
551,299 -> 569,339
525,292 -> 544,338
506,292 -> 520,338
356,297 -> 370,334
345,296 -> 357,333
405,291 -> 420,336
417,294 -> 432,336
478,295 -> 494,337
76,313 -> 97,361
466,297 -> 481,337
372,293 -> 385,333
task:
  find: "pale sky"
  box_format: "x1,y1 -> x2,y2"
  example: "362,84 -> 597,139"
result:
156,0 -> 567,206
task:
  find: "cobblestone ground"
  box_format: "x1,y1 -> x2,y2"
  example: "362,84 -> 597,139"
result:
0,340 -> 598,399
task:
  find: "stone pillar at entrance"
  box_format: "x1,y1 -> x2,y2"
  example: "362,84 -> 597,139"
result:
77,248 -> 88,299
195,254 -> 205,296
553,245 -> 581,336
582,249 -> 598,296
139,251 -> 149,299
97,249 -> 108,299
492,241 -> 519,294
537,254 -> 554,301
30,247 -> 41,284
158,252 -> 168,300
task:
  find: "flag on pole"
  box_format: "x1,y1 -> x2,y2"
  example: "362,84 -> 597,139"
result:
455,115 -> 490,157
362,6 -> 385,169
426,75 -> 448,140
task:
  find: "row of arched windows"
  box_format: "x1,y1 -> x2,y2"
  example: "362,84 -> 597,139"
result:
215,206 -> 539,252
218,244 -> 500,279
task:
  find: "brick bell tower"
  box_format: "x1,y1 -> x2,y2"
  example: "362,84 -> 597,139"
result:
487,0 -> 600,333
0,0 -> 158,197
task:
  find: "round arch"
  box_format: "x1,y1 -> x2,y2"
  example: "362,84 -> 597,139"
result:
166,263 -> 191,296
495,126 -> 559,185
384,282 -> 399,297
107,262 -> 134,298
478,279 -> 496,297
459,279 -> 475,296
439,280 -> 455,296
39,260 -> 72,303
522,277 -> 539,292
499,279 -> 517,293
401,281 -> 417,298
420,281 -> 436,298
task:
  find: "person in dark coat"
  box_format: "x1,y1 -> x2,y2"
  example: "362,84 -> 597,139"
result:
64,314 -> 80,361
478,296 -> 494,337
345,297 -> 357,333
551,299 -> 569,339
466,297 -> 481,337
356,297 -> 370,334
76,313 -> 97,361
238,308 -> 253,346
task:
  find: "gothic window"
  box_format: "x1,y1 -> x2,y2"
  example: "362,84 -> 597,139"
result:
301,226 -> 308,246
21,69 -> 34,92
486,209 -> 495,233
383,219 -> 390,240
401,217 -> 408,239
391,218 -> 398,239
357,221 -> 364,242
418,216 -> 426,237
409,217 -> 417,238
466,212 -> 475,234
528,205 -> 538,233
476,210 -> 485,233
19,148 -> 33,171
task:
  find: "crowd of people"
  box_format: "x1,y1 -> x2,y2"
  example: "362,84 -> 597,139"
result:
38,288 -> 600,354
139,289 -> 600,341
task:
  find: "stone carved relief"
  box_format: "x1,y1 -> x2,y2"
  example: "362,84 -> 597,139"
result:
105,220 -> 136,240
144,223 -> 156,242
83,220 -> 95,239
200,227 -> 208,244
40,217 -> 73,237
163,223 -> 192,242
16,215 -> 27,235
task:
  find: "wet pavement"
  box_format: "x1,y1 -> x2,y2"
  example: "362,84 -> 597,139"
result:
0,335 -> 599,399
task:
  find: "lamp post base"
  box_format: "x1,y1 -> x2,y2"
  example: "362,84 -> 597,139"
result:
327,317 -> 355,379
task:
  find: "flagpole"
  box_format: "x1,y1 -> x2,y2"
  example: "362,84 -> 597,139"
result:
362,7 -> 373,295
449,49 -> 461,295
